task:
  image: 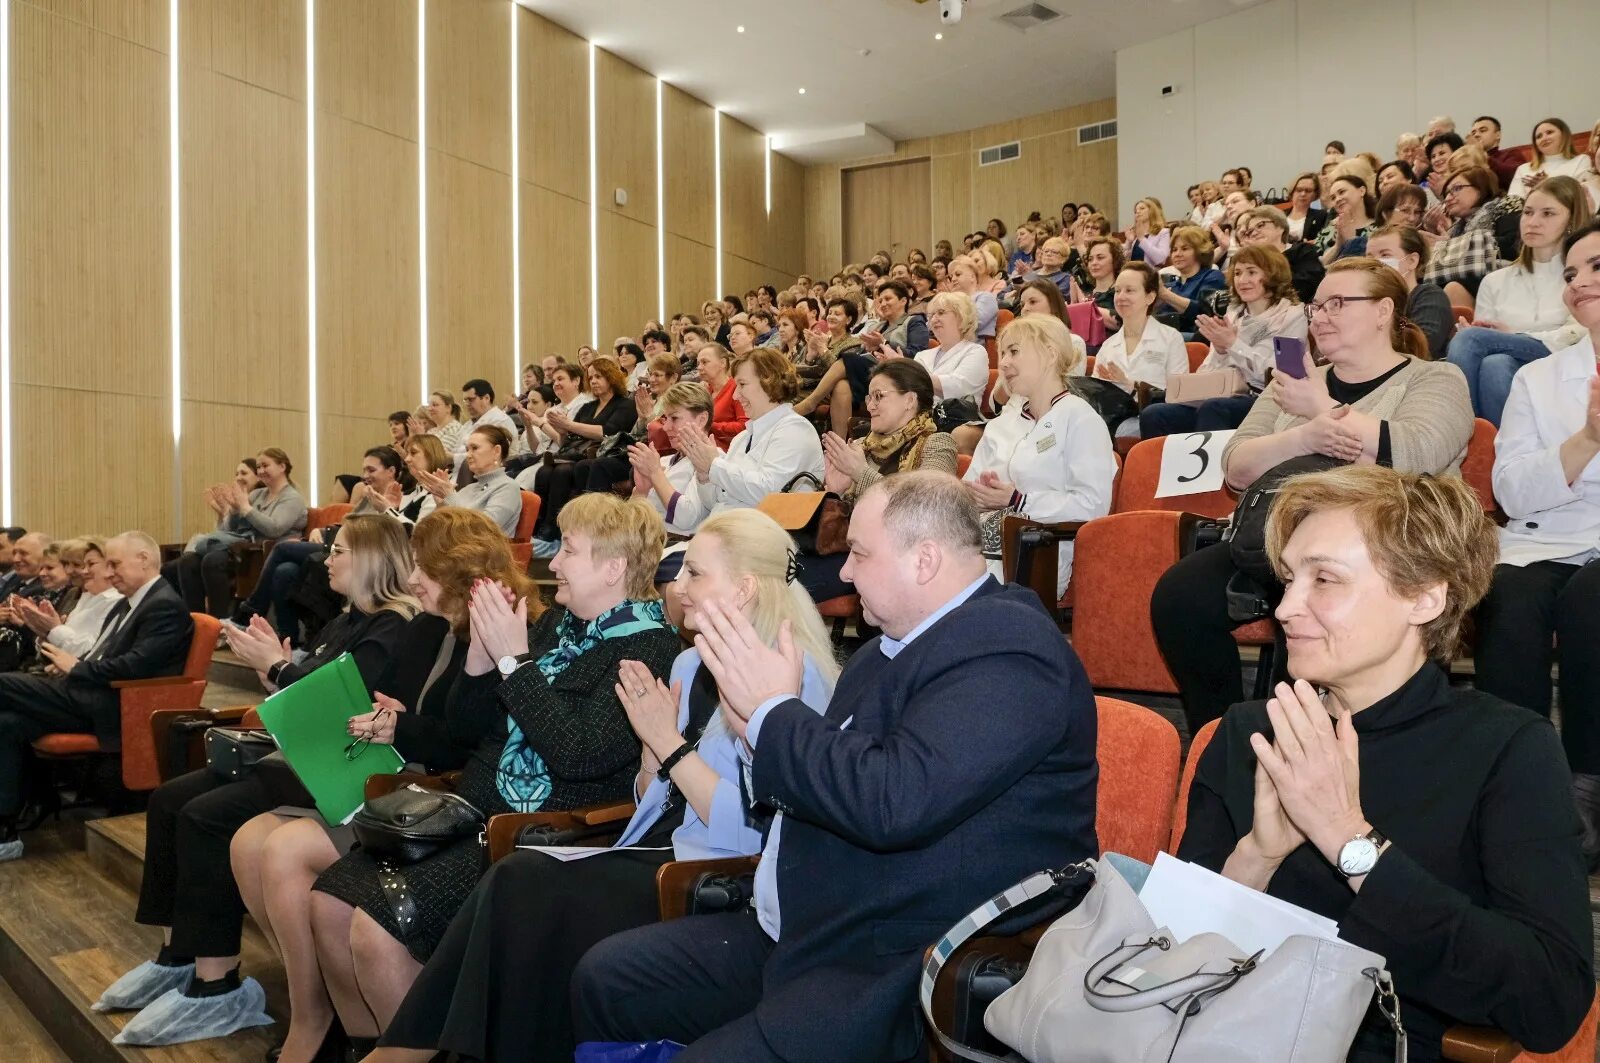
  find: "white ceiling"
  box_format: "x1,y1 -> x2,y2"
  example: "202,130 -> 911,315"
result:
520,0 -> 1267,162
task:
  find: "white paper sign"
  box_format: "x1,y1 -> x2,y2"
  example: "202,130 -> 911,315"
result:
1154,430 -> 1236,499
1138,852 -> 1342,958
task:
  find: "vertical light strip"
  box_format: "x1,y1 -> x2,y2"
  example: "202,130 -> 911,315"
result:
654,79 -> 665,323
764,135 -> 771,216
713,109 -> 722,296
586,42 -> 597,346
417,0 -> 429,401
0,0 -> 11,523
509,1 -> 521,385
305,0 -> 318,506
168,0 -> 182,530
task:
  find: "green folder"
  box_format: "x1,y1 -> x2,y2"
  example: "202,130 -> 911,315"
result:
254,652 -> 403,826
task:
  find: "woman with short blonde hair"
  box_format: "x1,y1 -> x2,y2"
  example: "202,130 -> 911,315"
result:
1127,197 -> 1171,267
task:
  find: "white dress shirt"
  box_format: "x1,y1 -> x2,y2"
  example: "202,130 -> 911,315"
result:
1474,256 -> 1584,353
1493,335 -> 1600,568
86,575 -> 159,659
694,404 -> 824,514
1093,318 -> 1190,394
965,391 -> 1117,597
48,587 -> 123,656
1507,154 -> 1597,201
915,340 -> 989,403
645,454 -> 711,535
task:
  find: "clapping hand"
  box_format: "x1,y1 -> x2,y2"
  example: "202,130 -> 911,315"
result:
378,479 -> 405,509
676,423 -> 719,478
614,660 -> 684,760
634,385 -> 655,420
1094,358 -> 1129,385
407,413 -> 430,437
467,579 -> 528,666
1249,680 -> 1368,869
691,598 -> 802,743
860,329 -> 886,353
546,408 -> 574,434
627,441 -> 665,482
821,431 -> 865,492
1582,377 -> 1600,447
1194,314 -> 1238,351
413,465 -> 455,499
966,469 -> 1016,511
225,614 -> 292,673
17,597 -> 60,637
346,691 -> 406,745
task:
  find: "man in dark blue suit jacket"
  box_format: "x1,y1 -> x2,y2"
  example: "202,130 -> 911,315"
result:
574,471 -> 1098,1062
0,531 -> 192,857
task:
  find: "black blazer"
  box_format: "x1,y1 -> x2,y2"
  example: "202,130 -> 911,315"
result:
1297,206 -> 1329,246
748,578 -> 1099,1061
66,578 -> 193,745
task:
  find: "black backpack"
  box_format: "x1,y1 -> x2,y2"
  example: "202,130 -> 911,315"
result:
1222,454 -> 1346,622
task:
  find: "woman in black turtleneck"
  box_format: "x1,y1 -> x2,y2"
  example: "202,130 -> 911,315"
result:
96,516 -> 424,1046
1178,466 -> 1593,1062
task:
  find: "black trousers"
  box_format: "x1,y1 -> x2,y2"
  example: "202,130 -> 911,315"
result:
1476,560 -> 1600,773
0,673 -> 92,816
165,550 -> 236,617
134,767 -> 274,958
382,847 -> 673,1062
533,459 -> 600,538
571,910 -> 782,1062
585,454 -> 633,494
1150,541 -> 1256,735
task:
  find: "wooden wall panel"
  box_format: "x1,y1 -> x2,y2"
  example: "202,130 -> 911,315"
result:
767,152 -> 806,280
722,256 -> 771,307
521,184 -> 592,359
930,151 -> 972,258
23,0 -> 166,54
181,0 -> 301,99
427,0 -> 507,173
721,117 -> 764,265
15,389 -> 172,537
320,413 -> 393,492
317,114 -> 419,418
596,49 -> 655,229
180,402 -> 305,533
316,0 -> 416,138
664,84 -> 713,245
428,151 -> 513,396
665,235 -> 715,322
599,212 -> 657,348
520,9 -> 587,205
842,159 -> 931,265
180,67 -> 306,411
803,163 -> 843,276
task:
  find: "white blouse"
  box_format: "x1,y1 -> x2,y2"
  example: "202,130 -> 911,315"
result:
964,390 -> 1117,597
695,404 -> 824,513
1093,318 -> 1190,394
646,454 -> 711,536
1507,154 -> 1597,202
1474,256 -> 1584,353
915,340 -> 989,403
47,588 -> 123,656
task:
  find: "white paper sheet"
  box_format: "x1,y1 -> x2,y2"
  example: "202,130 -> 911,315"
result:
512,844 -> 672,862
1154,430 -> 1235,498
1138,852 -> 1341,957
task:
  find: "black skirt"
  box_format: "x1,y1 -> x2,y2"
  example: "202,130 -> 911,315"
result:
379,846 -> 674,1061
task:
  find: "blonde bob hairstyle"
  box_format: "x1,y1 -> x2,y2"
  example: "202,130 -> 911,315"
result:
1135,197 -> 1167,230
411,508 -> 540,636
927,290 -> 977,340
335,515 -> 421,619
998,314 -> 1083,385
686,509 -> 842,737
1265,465 -> 1497,660
556,493 -> 667,601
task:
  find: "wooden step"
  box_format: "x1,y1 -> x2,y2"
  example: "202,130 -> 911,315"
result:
0,975 -> 71,1061
0,825 -> 285,1062
205,649 -> 259,695
85,814 -> 147,896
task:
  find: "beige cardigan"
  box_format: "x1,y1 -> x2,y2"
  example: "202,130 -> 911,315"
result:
846,431 -> 960,503
1222,359 -> 1473,478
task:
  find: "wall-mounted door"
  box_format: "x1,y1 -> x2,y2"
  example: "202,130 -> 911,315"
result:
841,158 -> 930,265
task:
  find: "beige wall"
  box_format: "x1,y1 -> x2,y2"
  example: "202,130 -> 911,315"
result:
802,98 -> 1119,277
4,0 -> 803,539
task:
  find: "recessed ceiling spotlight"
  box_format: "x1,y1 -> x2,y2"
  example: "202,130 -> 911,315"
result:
797,87 -> 806,94
736,25 -> 745,32
934,32 -> 943,39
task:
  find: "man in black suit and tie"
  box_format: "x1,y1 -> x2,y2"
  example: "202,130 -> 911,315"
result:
573,470 -> 1099,1062
0,531 -> 193,858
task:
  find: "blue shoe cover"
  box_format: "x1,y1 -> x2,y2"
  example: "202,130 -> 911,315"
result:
112,978 -> 274,1046
93,960 -> 195,1012
0,839 -> 21,862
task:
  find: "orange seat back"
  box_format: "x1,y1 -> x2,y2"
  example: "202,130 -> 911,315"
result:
514,490 -> 541,541
1518,987 -> 1600,1062
1114,439 -> 1235,518
1071,511 -> 1183,694
1451,305 -> 1474,326
185,614 -> 222,681
1185,341 -> 1209,373
1168,718 -> 1221,852
306,504 -> 351,535
955,453 -> 971,478
995,308 -> 1015,336
1095,696 -> 1181,864
1462,418 -> 1497,514
1084,355 -> 1095,376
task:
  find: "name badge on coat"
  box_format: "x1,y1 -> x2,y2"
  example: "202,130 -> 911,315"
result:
1035,434 -> 1057,454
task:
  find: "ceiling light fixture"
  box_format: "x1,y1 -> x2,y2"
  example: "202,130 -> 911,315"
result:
736,25 -> 745,32
935,32 -> 944,39
797,87 -> 806,95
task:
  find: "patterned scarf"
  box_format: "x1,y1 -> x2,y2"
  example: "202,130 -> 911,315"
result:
861,411 -> 938,474
495,598 -> 667,811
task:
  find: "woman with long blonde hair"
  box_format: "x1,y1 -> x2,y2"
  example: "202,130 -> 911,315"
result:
364,507 -> 836,1063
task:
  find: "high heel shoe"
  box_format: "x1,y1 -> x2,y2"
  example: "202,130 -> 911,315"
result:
265,1016 -> 347,1062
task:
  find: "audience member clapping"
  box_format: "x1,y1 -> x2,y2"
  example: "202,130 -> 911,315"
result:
1092,263 -> 1189,423
1317,172 -> 1377,264
16,537 -> 119,658
169,449 -> 307,618
791,297 -> 870,438
686,350 -> 822,516
1124,196 -> 1171,267
1153,226 -> 1226,334
415,426 -> 521,537
907,290 -> 988,412
946,255 -> 999,340
628,382 -> 719,537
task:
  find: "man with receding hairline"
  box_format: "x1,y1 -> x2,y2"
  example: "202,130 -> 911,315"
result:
0,530 -> 192,858
574,470 -> 1098,1062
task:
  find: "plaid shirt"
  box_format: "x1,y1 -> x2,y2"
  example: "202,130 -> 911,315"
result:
1424,196 -> 1522,287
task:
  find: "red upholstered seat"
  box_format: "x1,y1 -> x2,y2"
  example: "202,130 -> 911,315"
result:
816,595 -> 858,619
31,733 -> 100,756
1094,696 -> 1181,864
1185,341 -> 1209,372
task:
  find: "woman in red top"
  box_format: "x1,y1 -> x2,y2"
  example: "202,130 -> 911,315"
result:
695,343 -> 747,447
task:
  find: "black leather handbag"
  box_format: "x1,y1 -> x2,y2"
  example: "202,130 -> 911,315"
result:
351,783 -> 485,864
204,727 -> 277,781
1222,453 -> 1345,622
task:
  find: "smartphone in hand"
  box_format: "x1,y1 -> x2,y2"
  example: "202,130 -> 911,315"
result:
1273,336 -> 1308,380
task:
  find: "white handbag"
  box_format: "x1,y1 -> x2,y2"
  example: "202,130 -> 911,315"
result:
920,858 -> 1406,1063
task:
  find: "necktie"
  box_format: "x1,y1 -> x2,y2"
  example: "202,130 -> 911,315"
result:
86,598 -> 132,661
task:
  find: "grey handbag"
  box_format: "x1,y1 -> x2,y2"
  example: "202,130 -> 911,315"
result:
920,857 -> 1406,1063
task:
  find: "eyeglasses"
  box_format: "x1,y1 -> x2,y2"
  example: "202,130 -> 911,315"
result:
1304,295 -> 1380,321
328,543 -> 350,557
344,707 -> 391,761
864,390 -> 902,406
1443,185 -> 1469,199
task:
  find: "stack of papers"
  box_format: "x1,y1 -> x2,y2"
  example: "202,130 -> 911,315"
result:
1137,852 -> 1342,957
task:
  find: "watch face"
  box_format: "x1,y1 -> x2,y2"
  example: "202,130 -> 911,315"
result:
1338,837 -> 1379,877
496,655 -> 518,676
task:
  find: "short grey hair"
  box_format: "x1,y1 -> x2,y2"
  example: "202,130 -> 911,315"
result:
109,530 -> 160,561
868,470 -> 982,554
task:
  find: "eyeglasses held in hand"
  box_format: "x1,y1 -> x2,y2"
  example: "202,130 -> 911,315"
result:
344,707 -> 391,761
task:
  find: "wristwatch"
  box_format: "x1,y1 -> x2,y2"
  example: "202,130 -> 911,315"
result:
1335,827 -> 1390,878
496,654 -> 525,678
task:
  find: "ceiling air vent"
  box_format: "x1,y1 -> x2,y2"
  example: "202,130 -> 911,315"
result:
1077,119 -> 1119,145
999,2 -> 1063,31
978,140 -> 1021,166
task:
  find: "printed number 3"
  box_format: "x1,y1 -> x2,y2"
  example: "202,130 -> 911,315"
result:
1177,432 -> 1214,484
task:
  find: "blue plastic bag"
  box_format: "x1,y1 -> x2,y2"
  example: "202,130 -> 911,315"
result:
573,1041 -> 685,1063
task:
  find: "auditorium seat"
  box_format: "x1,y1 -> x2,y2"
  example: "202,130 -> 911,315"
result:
1114,438 -> 1235,518
509,489 -> 541,567
1185,341 -> 1209,373
1094,696 -> 1181,864
32,613 -> 221,792
1168,717 -> 1219,851
1461,418 -> 1499,516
